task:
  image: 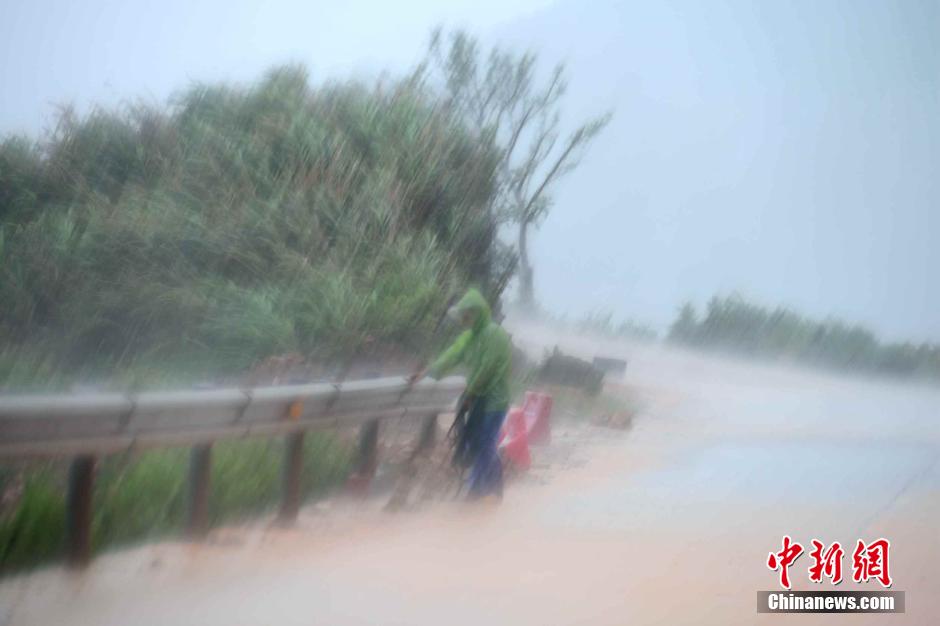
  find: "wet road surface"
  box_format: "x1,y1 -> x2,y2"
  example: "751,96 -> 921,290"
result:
2,325 -> 937,625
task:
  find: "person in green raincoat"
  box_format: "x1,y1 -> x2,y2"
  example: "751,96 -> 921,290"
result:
410,288 -> 512,498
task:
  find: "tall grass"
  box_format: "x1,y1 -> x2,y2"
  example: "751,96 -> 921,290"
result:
669,294 -> 940,381
574,311 -> 658,341
0,64 -> 509,391
0,434 -> 351,574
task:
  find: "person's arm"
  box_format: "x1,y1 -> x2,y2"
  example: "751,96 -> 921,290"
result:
426,330 -> 472,379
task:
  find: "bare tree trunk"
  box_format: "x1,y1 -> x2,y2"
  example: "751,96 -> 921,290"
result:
518,220 -> 535,310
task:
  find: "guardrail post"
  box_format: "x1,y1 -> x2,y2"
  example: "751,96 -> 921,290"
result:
66,454 -> 96,568
279,432 -> 305,523
187,444 -> 212,538
346,419 -> 380,495
358,420 -> 379,477
415,414 -> 437,455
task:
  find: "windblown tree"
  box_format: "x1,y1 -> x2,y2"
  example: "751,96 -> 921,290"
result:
416,28 -> 612,310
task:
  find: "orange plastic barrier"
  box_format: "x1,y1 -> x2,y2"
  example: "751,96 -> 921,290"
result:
522,391 -> 553,445
500,408 -> 531,470
499,391 -> 553,470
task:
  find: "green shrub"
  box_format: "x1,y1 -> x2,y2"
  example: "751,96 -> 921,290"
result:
0,469 -> 66,572
93,450 -> 188,547
0,65 -> 503,391
669,294 -> 940,381
0,433 -> 352,575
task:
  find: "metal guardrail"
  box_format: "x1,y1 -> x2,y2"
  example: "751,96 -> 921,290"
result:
0,376 -> 464,458
0,376 -> 465,567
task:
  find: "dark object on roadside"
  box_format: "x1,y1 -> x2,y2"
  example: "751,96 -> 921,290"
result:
510,344 -> 535,380
592,356 -> 628,378
449,395 -> 485,470
538,348 -> 604,395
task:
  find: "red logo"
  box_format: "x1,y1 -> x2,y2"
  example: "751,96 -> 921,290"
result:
852,538 -> 892,588
768,537 -> 892,589
808,540 -> 844,585
767,535 -> 804,589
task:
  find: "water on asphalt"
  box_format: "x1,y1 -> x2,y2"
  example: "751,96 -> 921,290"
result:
2,322 -> 937,625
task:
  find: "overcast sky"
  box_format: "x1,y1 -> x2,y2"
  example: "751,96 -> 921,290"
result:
1,0 -> 937,342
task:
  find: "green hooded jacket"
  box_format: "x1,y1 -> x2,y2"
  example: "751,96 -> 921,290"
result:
427,289 -> 512,413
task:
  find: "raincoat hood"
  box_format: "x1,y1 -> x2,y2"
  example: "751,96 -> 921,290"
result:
448,288 -> 491,335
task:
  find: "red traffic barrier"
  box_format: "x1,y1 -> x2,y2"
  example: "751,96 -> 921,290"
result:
500,408 -> 531,470
499,391 -> 553,471
522,391 -> 552,445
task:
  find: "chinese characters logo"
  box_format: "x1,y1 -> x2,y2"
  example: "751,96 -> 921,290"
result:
767,536 -> 891,589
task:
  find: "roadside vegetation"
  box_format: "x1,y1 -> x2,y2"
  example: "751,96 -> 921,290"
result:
669,294 -> 940,382
0,434 -> 351,574
574,312 -> 658,341
0,64 -> 509,392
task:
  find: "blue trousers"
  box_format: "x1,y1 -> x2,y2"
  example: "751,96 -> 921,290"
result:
467,410 -> 507,498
